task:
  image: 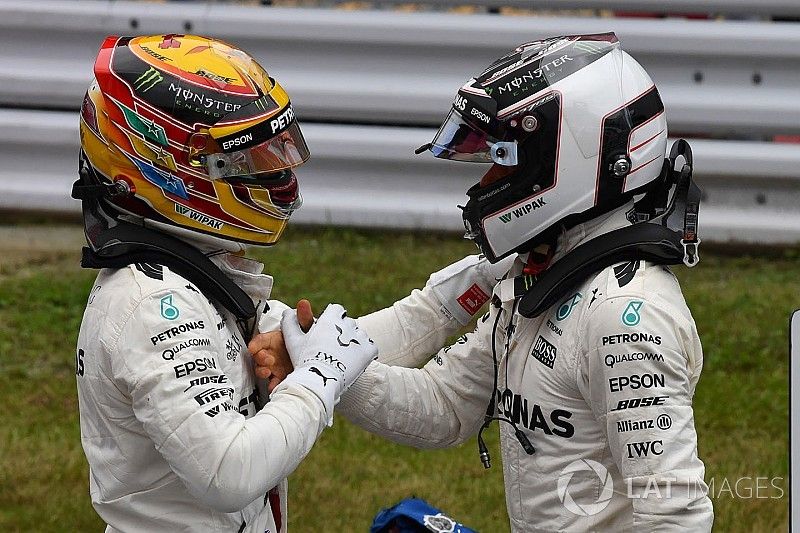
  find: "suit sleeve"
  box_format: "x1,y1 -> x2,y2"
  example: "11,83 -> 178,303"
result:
357,285 -> 464,368
111,288 -> 327,513
577,296 -> 713,531
358,254 -> 506,369
338,309 -> 497,448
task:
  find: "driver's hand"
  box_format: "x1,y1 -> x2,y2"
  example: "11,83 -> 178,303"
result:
249,299 -> 314,393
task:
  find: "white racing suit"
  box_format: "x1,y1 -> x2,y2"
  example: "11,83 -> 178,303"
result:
339,206 -> 714,532
76,248 -> 494,532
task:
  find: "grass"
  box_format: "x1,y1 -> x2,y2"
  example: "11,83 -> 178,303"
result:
0,224 -> 793,532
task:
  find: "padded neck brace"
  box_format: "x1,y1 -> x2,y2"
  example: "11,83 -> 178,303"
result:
81,221 -> 256,322
517,139 -> 700,318
517,223 -> 684,318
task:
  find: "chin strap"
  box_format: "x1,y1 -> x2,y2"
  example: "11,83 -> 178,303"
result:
517,139 -> 701,319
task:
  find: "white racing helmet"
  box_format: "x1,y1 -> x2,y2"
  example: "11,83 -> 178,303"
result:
421,33 -> 668,262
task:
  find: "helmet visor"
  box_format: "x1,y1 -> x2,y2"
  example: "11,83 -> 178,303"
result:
429,108 -> 519,166
206,121 -> 310,180
429,108 -> 500,163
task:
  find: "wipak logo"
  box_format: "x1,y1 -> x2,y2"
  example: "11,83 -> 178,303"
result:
175,204 -> 224,230
134,67 -> 163,92
498,197 -> 547,224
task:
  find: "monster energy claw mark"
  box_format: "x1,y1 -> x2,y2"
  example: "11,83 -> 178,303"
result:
135,67 -> 164,92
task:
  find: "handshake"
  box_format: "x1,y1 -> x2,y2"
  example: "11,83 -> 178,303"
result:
248,300 -> 377,423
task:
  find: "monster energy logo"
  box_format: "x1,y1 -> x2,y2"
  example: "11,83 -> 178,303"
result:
249,96 -> 277,114
134,67 -> 163,92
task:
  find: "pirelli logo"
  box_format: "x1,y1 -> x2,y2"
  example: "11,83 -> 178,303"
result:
194,387 -> 234,406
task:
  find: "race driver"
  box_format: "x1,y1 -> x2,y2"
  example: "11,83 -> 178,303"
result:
264,34 -> 714,531
73,35 -> 503,532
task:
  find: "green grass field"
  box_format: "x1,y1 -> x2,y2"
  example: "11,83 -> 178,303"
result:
0,224 -> 793,532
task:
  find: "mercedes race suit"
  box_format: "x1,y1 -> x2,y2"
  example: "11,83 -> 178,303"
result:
76,251 -> 493,532
339,205 -> 714,532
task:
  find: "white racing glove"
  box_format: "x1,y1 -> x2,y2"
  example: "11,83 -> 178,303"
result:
427,253 -> 516,325
278,303 -> 377,424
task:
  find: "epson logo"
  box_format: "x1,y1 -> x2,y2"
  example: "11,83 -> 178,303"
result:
174,357 -> 217,378
471,107 -> 491,124
222,133 -> 253,150
609,373 -> 665,393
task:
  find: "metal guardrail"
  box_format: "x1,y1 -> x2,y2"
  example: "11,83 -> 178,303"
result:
361,0 -> 800,17
2,109 -> 799,244
0,1 -> 799,244
1,1 -> 800,136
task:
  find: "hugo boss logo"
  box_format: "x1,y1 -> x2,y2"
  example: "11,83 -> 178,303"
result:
531,335 -> 557,369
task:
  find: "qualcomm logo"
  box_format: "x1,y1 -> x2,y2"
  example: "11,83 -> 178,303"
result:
557,459 -> 614,516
